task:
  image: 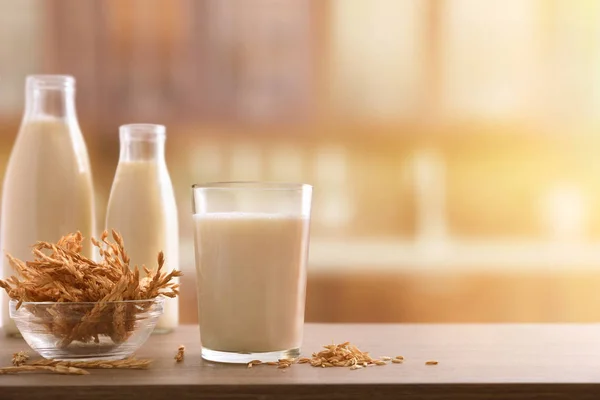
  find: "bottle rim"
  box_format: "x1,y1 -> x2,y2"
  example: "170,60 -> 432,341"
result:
120,124 -> 166,142
26,75 -> 75,91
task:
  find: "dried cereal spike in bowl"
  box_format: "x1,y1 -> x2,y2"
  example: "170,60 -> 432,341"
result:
0,230 -> 182,361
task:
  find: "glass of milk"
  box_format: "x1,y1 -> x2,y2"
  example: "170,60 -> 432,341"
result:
192,182 -> 312,363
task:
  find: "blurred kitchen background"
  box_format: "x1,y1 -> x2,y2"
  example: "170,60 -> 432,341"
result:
2,0 -> 600,323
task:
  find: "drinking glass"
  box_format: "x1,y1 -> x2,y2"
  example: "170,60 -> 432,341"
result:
192,182 -> 312,363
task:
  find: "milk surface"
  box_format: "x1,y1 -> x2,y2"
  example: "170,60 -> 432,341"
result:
1,119 -> 95,333
193,212 -> 309,353
106,160 -> 179,329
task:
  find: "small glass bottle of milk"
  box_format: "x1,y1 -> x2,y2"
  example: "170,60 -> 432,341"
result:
1,75 -> 96,336
105,124 -> 179,332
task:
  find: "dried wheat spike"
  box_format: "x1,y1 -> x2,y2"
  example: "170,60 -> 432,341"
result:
175,345 -> 185,362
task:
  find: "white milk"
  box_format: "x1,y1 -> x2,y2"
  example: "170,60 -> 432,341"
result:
1,119 -> 95,334
106,160 -> 179,330
193,212 -> 310,353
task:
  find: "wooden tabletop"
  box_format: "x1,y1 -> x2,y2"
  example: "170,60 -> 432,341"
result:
2,324 -> 600,399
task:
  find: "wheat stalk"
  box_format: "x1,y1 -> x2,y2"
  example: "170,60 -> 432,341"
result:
28,358 -> 152,370
0,365 -> 89,375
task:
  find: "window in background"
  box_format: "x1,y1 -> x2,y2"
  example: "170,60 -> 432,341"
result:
229,143 -> 263,181
328,0 -> 424,121
313,145 -> 353,232
410,149 -> 447,246
190,142 -> 224,183
268,145 -> 305,183
540,184 -> 588,243
543,0 -> 600,123
440,0 -> 541,120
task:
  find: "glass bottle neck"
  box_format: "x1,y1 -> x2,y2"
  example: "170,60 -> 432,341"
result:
24,75 -> 77,121
119,124 -> 166,163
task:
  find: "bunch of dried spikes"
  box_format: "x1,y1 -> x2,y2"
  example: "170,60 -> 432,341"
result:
0,230 -> 182,347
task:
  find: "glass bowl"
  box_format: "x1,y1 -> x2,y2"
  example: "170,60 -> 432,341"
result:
10,298 -> 163,361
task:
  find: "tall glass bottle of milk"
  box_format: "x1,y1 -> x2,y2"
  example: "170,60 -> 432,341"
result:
0,75 -> 96,336
105,124 -> 179,332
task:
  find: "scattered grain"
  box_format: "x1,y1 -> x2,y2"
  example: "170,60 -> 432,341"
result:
425,360 -> 438,365
295,341 -> 391,369
254,343 -> 415,371
11,351 -> 29,366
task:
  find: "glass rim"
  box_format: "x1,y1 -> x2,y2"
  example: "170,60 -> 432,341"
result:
192,181 -> 312,191
26,75 -> 75,90
9,298 -> 164,306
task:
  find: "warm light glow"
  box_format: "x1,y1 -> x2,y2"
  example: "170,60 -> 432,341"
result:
541,184 -> 587,241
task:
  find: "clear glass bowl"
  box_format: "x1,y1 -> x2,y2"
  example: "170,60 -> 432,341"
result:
10,298 -> 163,361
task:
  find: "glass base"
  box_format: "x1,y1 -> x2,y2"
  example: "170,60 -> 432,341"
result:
201,347 -> 300,364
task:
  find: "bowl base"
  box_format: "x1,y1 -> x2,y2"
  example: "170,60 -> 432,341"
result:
45,354 -> 129,362
35,343 -> 133,361
152,326 -> 174,335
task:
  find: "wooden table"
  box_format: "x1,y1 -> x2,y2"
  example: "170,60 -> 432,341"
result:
2,324 -> 600,399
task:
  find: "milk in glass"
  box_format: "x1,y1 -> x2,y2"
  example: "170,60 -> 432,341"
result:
194,213 -> 309,352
